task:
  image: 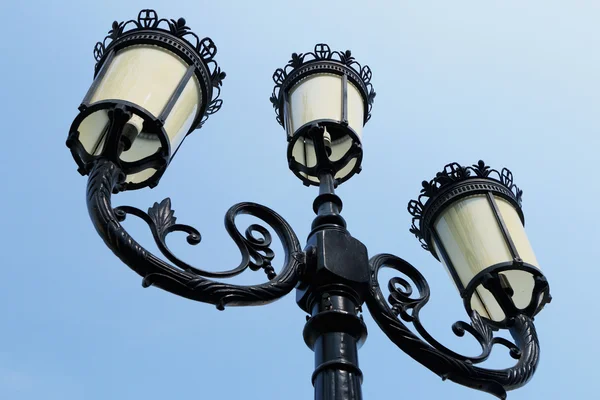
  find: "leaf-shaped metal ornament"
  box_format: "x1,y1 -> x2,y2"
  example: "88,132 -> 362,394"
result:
420,179 -> 438,197
472,160 -> 492,177
148,198 -> 177,236
340,50 -> 355,65
211,67 -> 226,87
290,52 -> 304,68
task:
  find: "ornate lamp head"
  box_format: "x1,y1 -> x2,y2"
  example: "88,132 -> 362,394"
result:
270,44 -> 375,186
408,160 -> 551,328
66,9 -> 226,190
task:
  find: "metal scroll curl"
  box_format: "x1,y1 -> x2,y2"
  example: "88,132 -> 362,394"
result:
86,158 -> 304,309
365,254 -> 540,399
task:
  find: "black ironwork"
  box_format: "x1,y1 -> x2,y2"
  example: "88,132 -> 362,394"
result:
288,124 -> 363,187
69,14 -> 550,398
365,253 -> 540,399
78,155 -> 548,399
86,158 -> 304,309
461,262 -> 551,329
298,172 -> 369,400
67,103 -> 171,190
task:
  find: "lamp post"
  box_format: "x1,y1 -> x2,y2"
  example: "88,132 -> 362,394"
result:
66,10 -> 551,400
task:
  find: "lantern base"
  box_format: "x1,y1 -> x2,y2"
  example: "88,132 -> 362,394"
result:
287,120 -> 363,187
461,261 -> 551,329
67,100 -> 171,191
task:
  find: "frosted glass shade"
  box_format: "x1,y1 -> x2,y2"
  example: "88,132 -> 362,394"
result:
287,73 -> 364,183
288,74 -> 364,136
78,44 -> 201,184
433,195 -> 540,322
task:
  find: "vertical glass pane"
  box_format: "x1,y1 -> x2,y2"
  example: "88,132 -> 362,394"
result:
287,74 -> 364,183
78,44 -> 202,186
289,74 -> 342,132
495,196 -> 541,310
434,195 -> 512,288
495,197 -> 540,267
90,45 -> 188,118
289,74 -> 364,137
163,76 -> 202,154
434,195 -> 513,322
77,110 -> 109,154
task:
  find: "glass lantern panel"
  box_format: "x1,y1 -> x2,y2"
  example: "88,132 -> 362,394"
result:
88,45 -> 201,162
434,194 -> 513,321
162,77 -> 201,154
495,196 -> 541,310
434,194 -> 542,322
434,194 -> 512,288
78,110 -> 109,154
76,44 -> 202,186
90,45 -> 189,118
289,74 -> 364,137
433,238 -> 507,321
495,197 -> 540,267
287,74 -> 364,183
125,168 -> 158,185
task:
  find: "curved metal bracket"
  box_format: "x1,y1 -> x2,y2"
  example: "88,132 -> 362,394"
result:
86,158 -> 305,309
365,254 -> 540,399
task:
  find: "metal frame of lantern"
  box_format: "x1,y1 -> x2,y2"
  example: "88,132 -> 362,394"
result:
67,11 -> 552,400
407,161 -> 551,329
66,9 -> 225,190
270,44 -> 376,186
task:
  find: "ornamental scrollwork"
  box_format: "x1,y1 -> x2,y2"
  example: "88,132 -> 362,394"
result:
407,160 -> 523,250
270,43 -> 376,126
87,158 -> 304,309
365,254 -> 540,399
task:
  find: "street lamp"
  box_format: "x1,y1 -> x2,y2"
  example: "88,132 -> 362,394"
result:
66,10 -> 552,400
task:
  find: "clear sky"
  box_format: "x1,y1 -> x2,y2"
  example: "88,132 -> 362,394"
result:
0,0 -> 598,399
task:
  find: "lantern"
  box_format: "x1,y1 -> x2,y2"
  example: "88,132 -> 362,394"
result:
408,161 -> 550,327
66,9 -> 224,189
271,44 -> 375,186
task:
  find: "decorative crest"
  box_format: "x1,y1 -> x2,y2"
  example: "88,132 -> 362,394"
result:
92,9 -> 225,130
270,43 -> 376,127
407,160 -> 523,251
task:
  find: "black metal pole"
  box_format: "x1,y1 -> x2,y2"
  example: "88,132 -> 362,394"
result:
298,171 -> 369,400
307,286 -> 366,400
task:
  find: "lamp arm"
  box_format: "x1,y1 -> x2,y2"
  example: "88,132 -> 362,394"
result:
86,158 -> 305,309
365,254 -> 540,399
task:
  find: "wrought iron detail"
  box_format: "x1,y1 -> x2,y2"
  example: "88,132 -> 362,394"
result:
408,160 -> 523,251
86,158 -> 304,309
92,9 -> 225,130
461,262 -> 552,329
270,43 -> 376,127
365,253 -> 540,399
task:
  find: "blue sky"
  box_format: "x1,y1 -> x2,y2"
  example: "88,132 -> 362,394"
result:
1,0 -> 598,399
